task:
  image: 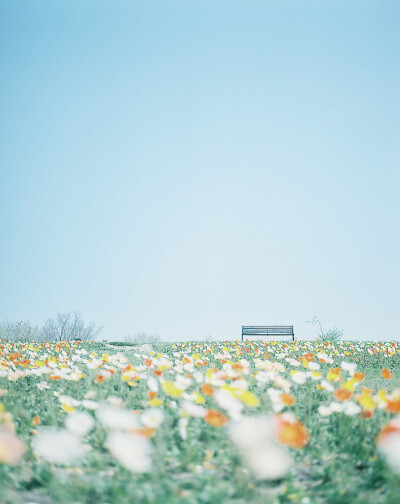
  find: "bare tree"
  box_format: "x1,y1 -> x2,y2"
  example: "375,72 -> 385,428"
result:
41,312 -> 102,342
0,320 -> 40,342
123,332 -> 160,344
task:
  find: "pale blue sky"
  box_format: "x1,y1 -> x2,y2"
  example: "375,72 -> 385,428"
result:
1,0 -> 399,341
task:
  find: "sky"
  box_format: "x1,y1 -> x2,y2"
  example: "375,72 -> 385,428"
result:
0,0 -> 399,341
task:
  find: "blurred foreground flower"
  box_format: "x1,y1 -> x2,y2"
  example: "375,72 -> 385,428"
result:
32,428 -> 85,464
0,427 -> 25,464
66,411 -> 95,437
140,408 -> 165,428
107,431 -> 152,472
276,413 -> 309,449
376,417 -> 400,470
96,405 -> 139,430
229,415 -> 292,480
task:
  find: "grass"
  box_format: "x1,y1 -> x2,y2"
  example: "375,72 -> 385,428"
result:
1,339 -> 400,504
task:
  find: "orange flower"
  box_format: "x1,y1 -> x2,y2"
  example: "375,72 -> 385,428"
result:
276,414 -> 309,449
232,363 -> 244,371
361,387 -> 372,395
334,389 -> 352,402
148,391 -> 157,400
281,393 -> 296,406
95,375 -> 105,383
386,399 -> 400,414
144,359 -> 153,367
154,370 -> 163,376
353,372 -> 365,382
361,410 -> 373,419
32,415 -> 41,426
376,419 -> 400,443
129,427 -> 156,439
201,384 -> 215,397
204,409 -> 228,427
382,368 -> 393,380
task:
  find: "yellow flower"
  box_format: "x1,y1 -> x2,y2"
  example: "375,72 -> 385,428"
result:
61,404 -> 77,414
193,392 -> 205,405
342,379 -> 357,392
239,391 -> 260,407
358,393 -> 376,411
162,381 -> 183,398
149,398 -> 163,407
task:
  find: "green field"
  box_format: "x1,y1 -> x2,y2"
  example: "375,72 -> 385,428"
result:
1,339 -> 400,504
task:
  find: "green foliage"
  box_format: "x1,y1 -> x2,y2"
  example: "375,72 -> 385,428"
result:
1,340 -> 400,504
308,315 -> 344,343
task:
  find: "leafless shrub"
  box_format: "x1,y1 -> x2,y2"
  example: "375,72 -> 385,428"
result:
41,312 -> 102,342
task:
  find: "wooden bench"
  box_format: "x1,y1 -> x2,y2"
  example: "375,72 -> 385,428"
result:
241,325 -> 294,342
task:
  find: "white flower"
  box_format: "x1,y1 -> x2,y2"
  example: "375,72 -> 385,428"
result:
193,371 -> 204,383
175,375 -> 192,390
181,401 -> 207,418
285,358 -> 300,367
214,389 -> 243,420
66,411 -> 94,437
107,396 -> 124,408
317,353 -> 333,364
37,381 -> 50,390
307,361 -> 320,371
255,371 -> 270,385
267,388 -> 285,413
32,428 -> 84,465
229,415 -> 292,480
87,358 -> 102,369
178,418 -> 188,440
273,375 -> 292,392
343,401 -> 361,416
341,362 -> 357,373
140,408 -> 165,428
231,379 -> 249,390
318,405 -> 333,416
96,405 -> 139,430
147,377 -> 159,392
330,401 -> 344,413
81,399 -> 99,410
320,380 -> 334,392
107,432 -> 152,472
291,371 -> 308,385
58,395 -> 80,407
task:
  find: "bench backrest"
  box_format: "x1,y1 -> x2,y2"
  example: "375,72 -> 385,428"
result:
242,325 -> 294,341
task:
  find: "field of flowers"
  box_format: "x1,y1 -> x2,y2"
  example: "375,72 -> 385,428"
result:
1,339 -> 400,504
